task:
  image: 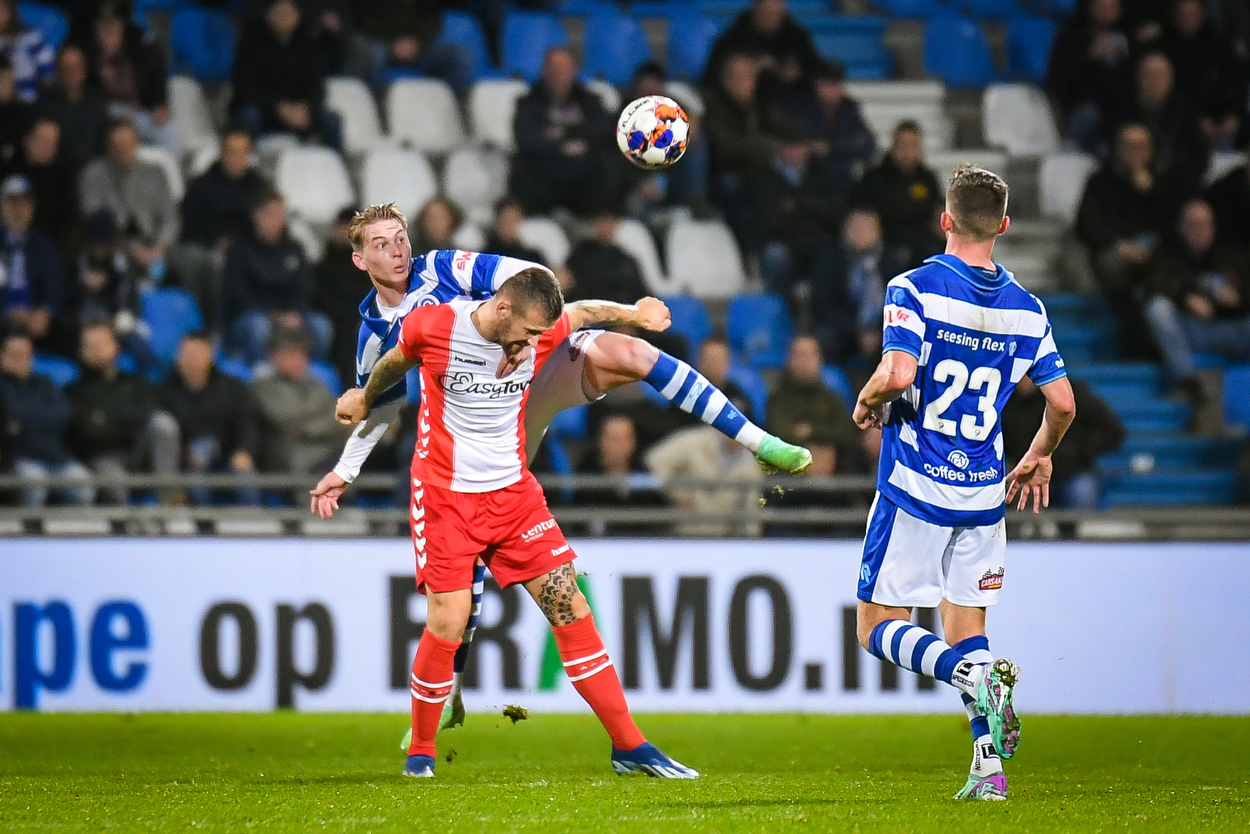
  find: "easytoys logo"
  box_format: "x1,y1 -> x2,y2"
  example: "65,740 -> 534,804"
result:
439,372 -> 532,399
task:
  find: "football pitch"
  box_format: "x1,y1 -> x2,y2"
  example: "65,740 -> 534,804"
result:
2,714 -> 1247,833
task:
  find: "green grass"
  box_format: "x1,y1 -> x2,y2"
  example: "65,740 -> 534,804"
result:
2,714 -> 1247,833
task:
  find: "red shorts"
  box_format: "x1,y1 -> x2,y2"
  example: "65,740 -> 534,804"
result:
410,471 -> 575,594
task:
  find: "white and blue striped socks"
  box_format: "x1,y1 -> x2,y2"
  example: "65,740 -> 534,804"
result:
953,635 -> 1000,776
867,619 -> 984,697
644,352 -> 766,452
451,562 -> 487,675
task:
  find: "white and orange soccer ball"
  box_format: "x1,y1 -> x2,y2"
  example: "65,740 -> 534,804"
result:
615,95 -> 690,169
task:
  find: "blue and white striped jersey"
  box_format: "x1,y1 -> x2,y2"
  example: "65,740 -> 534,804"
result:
354,250 -> 546,405
877,254 -> 1066,527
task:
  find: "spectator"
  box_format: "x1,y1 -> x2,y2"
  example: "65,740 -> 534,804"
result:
1144,199 -> 1250,388
1205,159 -> 1250,253
0,0 -> 54,102
797,59 -> 876,191
702,0 -> 822,112
1046,0 -> 1136,154
36,44 -> 108,169
0,56 -> 34,171
694,335 -> 751,412
766,335 -> 859,467
1113,51 -> 1209,192
1,174 -> 63,345
11,117 -> 78,249
703,52 -> 774,246
0,331 -> 93,505
510,47 -> 617,217
1158,0 -> 1247,152
173,128 -> 268,332
563,209 -> 648,304
223,190 -> 332,365
71,0 -> 175,151
231,0 -> 342,149
483,197 -> 545,263
1076,122 -> 1180,351
814,208 -> 904,364
850,121 -> 943,270
1001,376 -> 1125,509
79,119 -> 178,282
159,333 -> 259,505
574,412 -> 668,534
351,0 -> 471,96
251,325 -> 348,476
411,196 -> 462,253
645,394 -> 764,538
66,320 -> 180,503
313,207 -> 372,387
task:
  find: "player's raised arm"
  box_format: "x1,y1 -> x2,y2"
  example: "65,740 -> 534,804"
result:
564,297 -> 672,332
852,350 -> 918,430
335,345 -> 420,426
1006,376 -> 1076,514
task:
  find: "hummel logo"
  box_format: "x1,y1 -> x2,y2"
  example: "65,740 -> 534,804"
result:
551,544 -> 570,557
453,354 -> 487,367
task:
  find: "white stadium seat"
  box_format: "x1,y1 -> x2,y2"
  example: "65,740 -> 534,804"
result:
275,146 -> 355,225
136,145 -> 184,202
387,78 -> 465,157
925,149 -> 1009,181
1205,151 -> 1246,185
1038,152 -> 1099,224
585,79 -> 621,114
983,84 -> 1060,156
359,147 -> 437,218
859,101 -> 953,153
665,219 -> 746,298
442,147 -> 509,218
469,79 -> 529,151
167,75 -> 217,155
452,222 -> 486,252
187,143 -> 219,178
518,217 -> 570,268
664,80 -> 704,117
287,214 -> 325,263
614,218 -> 669,294
326,76 -> 385,156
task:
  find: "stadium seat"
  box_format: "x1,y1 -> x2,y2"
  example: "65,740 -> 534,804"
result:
168,8 -> 235,83
665,80 -> 705,117
434,11 -> 497,83
874,0 -> 956,18
614,218 -> 669,294
665,219 -> 747,298
548,403 -> 588,439
1223,365 -> 1250,430
309,361 -> 343,395
386,79 -> 466,157
501,11 -> 568,82
167,76 -> 217,156
1006,17 -> 1058,84
215,356 -> 253,383
585,78 -> 621,113
31,353 -> 79,387
452,222 -> 486,251
1205,151 -> 1246,186
517,217 -> 571,268
667,15 -> 724,82
135,0 -> 190,9
558,0 -> 618,16
923,17 -> 998,88
325,76 -> 384,156
274,146 -> 355,225
442,147 -> 509,222
581,11 -> 653,86
141,288 -> 204,365
187,143 -> 221,178
287,215 -> 325,263
1038,152 -> 1097,224
468,79 -> 530,151
360,147 -> 437,219
18,3 -> 69,50
982,83 -> 1060,156
726,366 -> 769,424
821,365 -> 855,408
660,295 -> 714,353
960,0 -> 1026,19
726,293 -> 795,370
859,100 -> 954,153
136,145 -> 184,202
809,18 -> 893,81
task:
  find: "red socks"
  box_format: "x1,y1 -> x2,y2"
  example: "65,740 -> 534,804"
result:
407,629 -> 460,757
553,614 -> 645,751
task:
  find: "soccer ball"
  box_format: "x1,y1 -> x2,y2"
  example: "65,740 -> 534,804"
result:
616,95 -> 690,169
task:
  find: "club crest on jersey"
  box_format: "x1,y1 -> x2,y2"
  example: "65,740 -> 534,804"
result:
947,450 -> 970,470
979,568 -> 1004,591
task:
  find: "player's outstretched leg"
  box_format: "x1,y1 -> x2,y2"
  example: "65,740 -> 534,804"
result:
404,629 -> 462,777
952,635 -> 1007,799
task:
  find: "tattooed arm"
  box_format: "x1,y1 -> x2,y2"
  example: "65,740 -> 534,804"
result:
334,346 -> 420,426
565,297 -> 671,333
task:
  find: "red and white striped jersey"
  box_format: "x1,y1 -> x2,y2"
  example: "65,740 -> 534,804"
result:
397,297 -> 572,493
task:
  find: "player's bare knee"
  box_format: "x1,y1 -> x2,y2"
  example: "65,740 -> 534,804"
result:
424,593 -> 472,641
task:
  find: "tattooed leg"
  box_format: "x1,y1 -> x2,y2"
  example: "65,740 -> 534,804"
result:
523,561 -> 592,627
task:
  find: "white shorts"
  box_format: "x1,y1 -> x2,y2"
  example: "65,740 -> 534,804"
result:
857,492 -> 1006,608
523,330 -> 605,461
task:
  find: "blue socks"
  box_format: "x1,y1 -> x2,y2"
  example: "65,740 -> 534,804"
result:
643,352 -> 765,451
867,619 -> 981,696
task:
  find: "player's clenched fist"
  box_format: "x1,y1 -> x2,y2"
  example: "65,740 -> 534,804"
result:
634,297 -> 671,332
336,388 -> 369,425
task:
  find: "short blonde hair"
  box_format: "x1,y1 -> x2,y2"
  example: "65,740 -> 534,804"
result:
348,203 -> 408,251
946,164 -> 1008,242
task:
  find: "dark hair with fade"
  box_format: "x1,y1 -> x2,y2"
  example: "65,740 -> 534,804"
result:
946,163 -> 1008,242
498,267 -> 564,324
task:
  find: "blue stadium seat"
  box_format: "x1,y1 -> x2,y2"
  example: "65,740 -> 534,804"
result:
959,0 -> 1026,19
140,288 -> 204,365
169,8 -> 236,83
558,0 -> 618,15
501,11 -> 569,82
548,403 -> 589,440
812,31 -> 894,80
726,366 -> 769,424
309,360 -> 344,395
135,0 -> 190,11
1006,16 -> 1058,83
821,365 -> 855,409
541,435 -> 576,505
581,12 -> 653,86
31,353 -> 79,387
924,17 -> 999,88
215,356 -> 253,383
1223,365 -> 1250,430
667,15 -> 724,82
435,11 -> 497,82
660,295 -> 713,355
874,0 -> 957,18
17,3 -> 68,50
726,293 -> 795,370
